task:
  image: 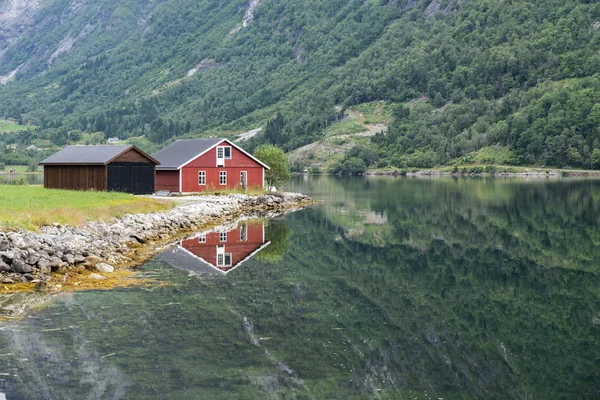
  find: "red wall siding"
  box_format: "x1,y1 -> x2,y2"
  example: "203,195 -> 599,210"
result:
181,167 -> 263,193
156,170 -> 179,192
158,141 -> 266,193
180,222 -> 265,271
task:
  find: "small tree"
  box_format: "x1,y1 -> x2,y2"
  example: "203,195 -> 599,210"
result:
254,144 -> 290,190
26,160 -> 38,172
592,148 -> 600,170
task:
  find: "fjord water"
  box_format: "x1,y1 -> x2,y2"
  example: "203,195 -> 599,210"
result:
0,176 -> 599,399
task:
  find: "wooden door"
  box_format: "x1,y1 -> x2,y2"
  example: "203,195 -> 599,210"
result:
240,171 -> 248,189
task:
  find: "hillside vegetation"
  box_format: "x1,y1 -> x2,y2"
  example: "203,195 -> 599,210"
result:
0,0 -> 599,170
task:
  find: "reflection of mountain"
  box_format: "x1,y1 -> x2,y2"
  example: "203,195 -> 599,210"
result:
0,178 -> 598,399
159,221 -> 270,275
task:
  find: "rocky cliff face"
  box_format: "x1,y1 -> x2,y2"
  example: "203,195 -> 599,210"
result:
0,0 -> 42,59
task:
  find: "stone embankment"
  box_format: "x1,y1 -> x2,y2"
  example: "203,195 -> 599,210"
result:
0,193 -> 313,286
365,170 -> 600,177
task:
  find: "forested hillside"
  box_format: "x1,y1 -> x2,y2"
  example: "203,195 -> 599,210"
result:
1,0 -> 600,170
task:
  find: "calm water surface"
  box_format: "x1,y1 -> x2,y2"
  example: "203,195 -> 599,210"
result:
0,173 -> 43,186
0,176 -> 599,399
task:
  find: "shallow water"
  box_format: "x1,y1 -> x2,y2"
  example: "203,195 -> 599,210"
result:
0,173 -> 43,186
0,176 -> 599,399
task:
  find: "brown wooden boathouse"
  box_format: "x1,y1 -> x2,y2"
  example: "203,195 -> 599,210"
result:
39,145 -> 159,194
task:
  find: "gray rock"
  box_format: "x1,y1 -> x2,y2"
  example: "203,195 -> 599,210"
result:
95,263 -> 115,273
26,254 -> 41,266
35,281 -> 53,292
0,240 -> 9,251
37,259 -> 52,273
0,251 -> 18,262
89,273 -> 105,280
12,259 -> 33,274
0,259 -> 10,272
49,257 -> 63,267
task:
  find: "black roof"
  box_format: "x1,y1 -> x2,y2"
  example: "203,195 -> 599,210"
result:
153,138 -> 270,170
40,145 -> 159,165
158,246 -> 227,275
152,138 -> 224,169
158,242 -> 270,276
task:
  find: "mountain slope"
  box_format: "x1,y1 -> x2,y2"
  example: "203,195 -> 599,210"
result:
0,0 -> 599,170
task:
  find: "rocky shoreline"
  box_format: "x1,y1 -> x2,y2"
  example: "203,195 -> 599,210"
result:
0,192 -> 313,288
364,169 -> 600,178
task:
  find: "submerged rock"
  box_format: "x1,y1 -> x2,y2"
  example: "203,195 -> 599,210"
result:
95,263 -> 115,273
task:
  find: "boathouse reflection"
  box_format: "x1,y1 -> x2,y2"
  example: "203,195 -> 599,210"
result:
160,220 -> 270,275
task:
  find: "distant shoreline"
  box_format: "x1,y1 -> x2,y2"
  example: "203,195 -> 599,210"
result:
364,168 -> 600,178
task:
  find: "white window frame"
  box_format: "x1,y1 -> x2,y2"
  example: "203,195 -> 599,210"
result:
219,171 -> 227,185
198,235 -> 206,243
222,146 -> 232,159
198,171 -> 206,186
216,146 -> 232,166
217,253 -> 232,267
216,244 -> 232,267
219,232 -> 227,242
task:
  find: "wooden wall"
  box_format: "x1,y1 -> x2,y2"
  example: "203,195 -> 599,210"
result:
156,170 -> 180,192
44,165 -> 107,191
181,167 -> 263,193
113,149 -> 153,163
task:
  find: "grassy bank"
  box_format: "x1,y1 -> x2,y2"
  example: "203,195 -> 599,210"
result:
0,186 -> 173,231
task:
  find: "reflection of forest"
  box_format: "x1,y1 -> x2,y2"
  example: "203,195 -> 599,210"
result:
0,177 -> 598,399
302,176 -> 600,271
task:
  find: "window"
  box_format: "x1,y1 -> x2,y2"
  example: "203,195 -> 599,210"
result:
219,171 -> 227,185
217,146 -> 232,160
223,146 -> 232,159
198,171 -> 206,185
216,244 -> 232,267
217,253 -> 232,267
198,235 -> 206,243
220,232 -> 227,242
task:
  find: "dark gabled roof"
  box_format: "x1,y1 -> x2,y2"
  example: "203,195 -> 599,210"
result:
152,138 -> 224,170
153,138 -> 270,170
158,241 -> 271,275
39,145 -> 159,165
158,246 -> 224,275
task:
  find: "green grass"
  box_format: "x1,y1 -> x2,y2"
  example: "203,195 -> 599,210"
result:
2,165 -> 34,173
325,119 -> 367,137
0,119 -> 30,133
352,101 -> 392,124
0,186 -> 173,231
450,145 -> 517,166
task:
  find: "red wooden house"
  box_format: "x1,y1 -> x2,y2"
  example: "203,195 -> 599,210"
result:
152,138 -> 270,193
159,221 -> 270,275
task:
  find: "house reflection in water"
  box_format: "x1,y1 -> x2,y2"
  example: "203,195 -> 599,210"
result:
159,220 -> 270,275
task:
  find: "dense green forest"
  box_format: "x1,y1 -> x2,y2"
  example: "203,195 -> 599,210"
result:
1,0 -> 600,169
